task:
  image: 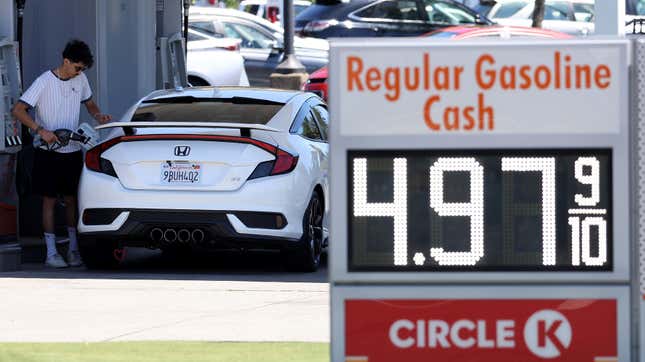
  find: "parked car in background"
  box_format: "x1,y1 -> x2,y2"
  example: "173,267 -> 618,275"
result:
295,0 -> 491,38
188,27 -> 242,51
480,0 -> 594,36
189,7 -> 329,87
239,0 -> 312,23
302,66 -> 328,100
304,25 -> 571,101
426,24 -> 573,38
465,0 -> 592,19
78,87 -> 329,272
187,29 -> 249,86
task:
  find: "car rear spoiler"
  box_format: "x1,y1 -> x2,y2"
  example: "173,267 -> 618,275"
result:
96,121 -> 280,137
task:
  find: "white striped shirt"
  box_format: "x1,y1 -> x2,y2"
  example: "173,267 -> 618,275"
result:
20,70 -> 92,153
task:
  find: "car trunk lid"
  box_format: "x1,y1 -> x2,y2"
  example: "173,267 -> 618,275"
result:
94,123 -> 283,191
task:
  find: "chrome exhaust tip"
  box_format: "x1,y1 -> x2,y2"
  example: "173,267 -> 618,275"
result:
191,229 -> 205,243
150,228 -> 163,242
178,229 -> 191,243
163,228 -> 177,242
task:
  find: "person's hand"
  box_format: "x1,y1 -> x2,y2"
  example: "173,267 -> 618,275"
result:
39,129 -> 59,144
93,113 -> 112,124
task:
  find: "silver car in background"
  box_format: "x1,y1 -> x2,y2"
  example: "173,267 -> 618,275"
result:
189,7 -> 329,87
475,0 -> 595,36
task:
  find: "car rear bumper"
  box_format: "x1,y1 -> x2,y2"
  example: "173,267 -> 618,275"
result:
78,208 -> 301,250
78,166 -> 314,243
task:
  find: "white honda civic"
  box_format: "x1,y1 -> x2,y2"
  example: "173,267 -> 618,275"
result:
77,87 -> 329,271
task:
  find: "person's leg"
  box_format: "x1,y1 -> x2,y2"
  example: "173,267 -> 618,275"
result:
63,194 -> 79,253
63,195 -> 77,228
42,196 -> 56,233
61,151 -> 84,266
42,196 -> 58,258
33,149 -> 68,267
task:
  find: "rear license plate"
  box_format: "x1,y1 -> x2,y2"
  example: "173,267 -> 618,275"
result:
161,161 -> 201,184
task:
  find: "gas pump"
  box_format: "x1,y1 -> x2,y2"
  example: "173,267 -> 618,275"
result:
0,38 -> 22,270
160,32 -> 188,90
0,39 -> 22,151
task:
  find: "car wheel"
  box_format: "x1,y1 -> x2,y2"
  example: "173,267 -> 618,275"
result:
78,236 -> 121,269
284,192 -> 323,272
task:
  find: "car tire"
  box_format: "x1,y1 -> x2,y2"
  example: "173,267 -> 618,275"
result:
284,192 -> 323,272
78,236 -> 121,269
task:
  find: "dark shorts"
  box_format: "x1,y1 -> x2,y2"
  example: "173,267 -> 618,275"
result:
32,149 -> 83,197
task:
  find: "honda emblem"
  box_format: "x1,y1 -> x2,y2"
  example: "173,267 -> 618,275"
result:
174,145 -> 191,157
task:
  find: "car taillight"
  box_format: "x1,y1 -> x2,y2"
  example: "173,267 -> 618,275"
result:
303,19 -> 338,33
85,137 -> 120,177
272,150 -> 298,175
248,149 -> 299,180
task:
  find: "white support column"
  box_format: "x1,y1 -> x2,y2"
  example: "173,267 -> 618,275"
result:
595,0 -> 626,36
633,37 -> 645,362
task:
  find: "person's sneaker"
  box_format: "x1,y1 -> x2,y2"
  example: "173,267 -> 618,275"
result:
66,250 -> 83,267
45,254 -> 68,268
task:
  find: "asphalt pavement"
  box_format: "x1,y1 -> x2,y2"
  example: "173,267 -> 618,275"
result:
0,248 -> 330,342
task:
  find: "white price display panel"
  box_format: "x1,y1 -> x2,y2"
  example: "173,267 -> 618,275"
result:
329,39 -> 630,283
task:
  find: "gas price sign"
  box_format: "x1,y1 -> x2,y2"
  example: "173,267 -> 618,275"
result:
349,149 -> 612,271
329,39 -> 630,282
329,38 -> 633,362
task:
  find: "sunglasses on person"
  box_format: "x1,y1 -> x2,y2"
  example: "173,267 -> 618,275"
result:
73,64 -> 86,72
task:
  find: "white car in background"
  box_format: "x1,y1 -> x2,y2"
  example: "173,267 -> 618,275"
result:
77,87 -> 329,272
187,28 -> 249,86
486,0 -> 594,36
189,7 -> 329,87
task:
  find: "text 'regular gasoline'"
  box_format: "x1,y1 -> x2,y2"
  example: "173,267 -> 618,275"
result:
346,52 -> 612,132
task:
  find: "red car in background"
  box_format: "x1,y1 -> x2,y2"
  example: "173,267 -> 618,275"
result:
302,26 -> 571,101
426,24 -> 573,39
302,66 -> 328,101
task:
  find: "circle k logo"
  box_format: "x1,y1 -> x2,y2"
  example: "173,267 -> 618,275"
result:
523,310 -> 572,358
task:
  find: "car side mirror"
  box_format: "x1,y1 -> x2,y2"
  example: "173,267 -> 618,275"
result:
270,40 -> 284,54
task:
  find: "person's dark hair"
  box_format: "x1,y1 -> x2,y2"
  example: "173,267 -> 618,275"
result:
62,39 -> 94,68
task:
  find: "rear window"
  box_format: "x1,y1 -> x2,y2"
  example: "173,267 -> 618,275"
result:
424,0 -> 478,24
543,3 -> 572,20
131,102 -> 283,124
355,0 -> 421,20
